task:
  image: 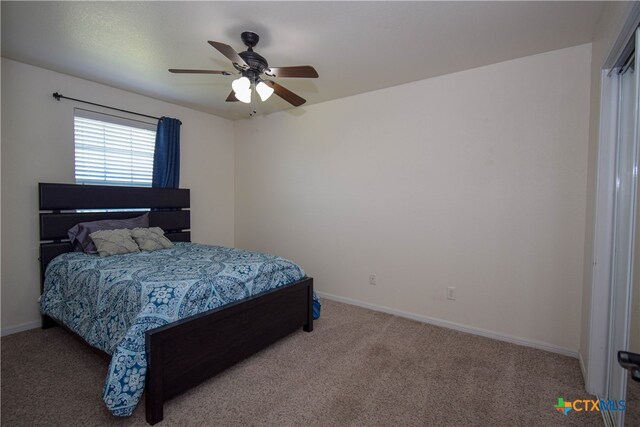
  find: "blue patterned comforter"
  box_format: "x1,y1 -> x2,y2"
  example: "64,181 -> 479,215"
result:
41,242 -> 316,416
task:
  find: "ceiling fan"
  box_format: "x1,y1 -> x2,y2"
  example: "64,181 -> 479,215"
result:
169,31 -> 318,108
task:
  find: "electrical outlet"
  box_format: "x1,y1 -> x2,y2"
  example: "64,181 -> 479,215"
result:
447,287 -> 456,300
369,274 -> 377,286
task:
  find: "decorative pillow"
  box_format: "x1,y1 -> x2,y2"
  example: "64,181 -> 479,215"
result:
130,227 -> 174,252
89,229 -> 140,257
68,213 -> 149,253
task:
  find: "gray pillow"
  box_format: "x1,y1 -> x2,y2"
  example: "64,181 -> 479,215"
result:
89,229 -> 140,257
68,213 -> 149,254
130,227 -> 174,251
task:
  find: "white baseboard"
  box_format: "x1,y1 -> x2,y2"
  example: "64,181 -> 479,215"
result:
1,320 -> 40,337
2,295 -> 578,357
316,291 -> 578,358
579,352 -> 589,388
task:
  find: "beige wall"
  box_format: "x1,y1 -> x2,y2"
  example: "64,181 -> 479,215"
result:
235,44 -> 592,353
1,58 -> 235,333
0,42 -> 596,354
579,1 -> 635,391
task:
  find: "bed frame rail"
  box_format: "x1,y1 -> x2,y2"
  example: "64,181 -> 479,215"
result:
39,182 -> 189,210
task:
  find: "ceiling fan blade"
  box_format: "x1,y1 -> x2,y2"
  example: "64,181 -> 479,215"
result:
169,69 -> 231,75
225,91 -> 238,102
263,80 -> 306,106
265,66 -> 319,78
208,41 -> 248,69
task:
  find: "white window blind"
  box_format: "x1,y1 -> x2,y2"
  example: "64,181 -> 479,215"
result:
74,109 -> 156,187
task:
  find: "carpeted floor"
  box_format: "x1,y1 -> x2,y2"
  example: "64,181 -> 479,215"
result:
1,300 -> 602,426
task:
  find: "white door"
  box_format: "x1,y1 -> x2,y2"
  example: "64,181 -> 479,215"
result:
607,28 -> 640,427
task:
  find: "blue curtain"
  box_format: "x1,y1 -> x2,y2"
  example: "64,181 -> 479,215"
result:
152,117 -> 181,188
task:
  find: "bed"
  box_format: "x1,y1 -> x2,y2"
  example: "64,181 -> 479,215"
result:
38,183 -> 315,424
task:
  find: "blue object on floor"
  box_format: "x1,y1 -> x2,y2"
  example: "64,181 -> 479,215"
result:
313,297 -> 321,320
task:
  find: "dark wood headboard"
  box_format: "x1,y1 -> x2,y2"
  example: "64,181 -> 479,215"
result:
39,183 -> 191,291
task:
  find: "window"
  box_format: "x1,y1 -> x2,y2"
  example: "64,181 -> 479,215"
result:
74,109 -> 156,187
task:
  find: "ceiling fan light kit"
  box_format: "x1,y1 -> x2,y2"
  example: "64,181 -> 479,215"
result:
169,31 -> 318,115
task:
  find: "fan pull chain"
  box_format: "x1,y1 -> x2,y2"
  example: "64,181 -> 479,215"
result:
249,84 -> 257,117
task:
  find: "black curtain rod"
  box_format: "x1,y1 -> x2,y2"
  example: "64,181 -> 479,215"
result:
52,92 -> 161,121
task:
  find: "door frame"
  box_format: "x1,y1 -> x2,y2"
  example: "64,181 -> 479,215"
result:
587,67 -> 619,398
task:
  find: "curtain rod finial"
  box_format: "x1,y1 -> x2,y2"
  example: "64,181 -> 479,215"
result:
52,92 -> 62,101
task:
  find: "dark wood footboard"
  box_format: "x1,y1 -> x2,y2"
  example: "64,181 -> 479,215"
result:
145,277 -> 313,425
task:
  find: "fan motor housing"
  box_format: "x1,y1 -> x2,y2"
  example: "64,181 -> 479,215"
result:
237,51 -> 268,74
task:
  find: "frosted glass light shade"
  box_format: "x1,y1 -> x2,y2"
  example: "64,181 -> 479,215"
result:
256,81 -> 274,101
232,76 -> 250,93
234,90 -> 251,103
232,77 -> 252,103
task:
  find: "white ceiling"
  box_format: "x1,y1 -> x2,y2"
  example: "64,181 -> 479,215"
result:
2,1 -> 604,120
